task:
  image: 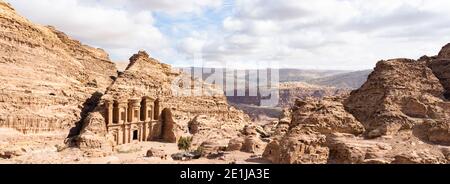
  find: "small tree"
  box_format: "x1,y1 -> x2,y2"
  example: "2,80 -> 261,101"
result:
177,136 -> 193,152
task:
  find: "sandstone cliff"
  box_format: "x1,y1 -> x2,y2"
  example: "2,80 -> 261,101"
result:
0,1 -> 117,134
344,59 -> 447,137
263,44 -> 450,164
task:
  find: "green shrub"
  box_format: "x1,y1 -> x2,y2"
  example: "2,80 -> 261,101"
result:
177,136 -> 193,152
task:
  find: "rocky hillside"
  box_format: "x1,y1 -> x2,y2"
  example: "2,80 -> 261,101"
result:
261,44 -> 450,164
76,51 -> 251,151
0,1 -> 117,134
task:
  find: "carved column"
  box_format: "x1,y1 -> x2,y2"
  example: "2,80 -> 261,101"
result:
142,96 -> 155,122
154,98 -> 160,120
139,124 -> 143,141
118,127 -> 124,145
105,100 -> 113,125
125,125 -> 131,144
128,98 -> 141,123
115,100 -> 128,124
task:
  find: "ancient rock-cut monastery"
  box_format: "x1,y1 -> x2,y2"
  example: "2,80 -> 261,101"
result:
104,96 -> 160,145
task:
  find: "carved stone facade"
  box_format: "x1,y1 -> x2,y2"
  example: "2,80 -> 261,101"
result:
105,96 -> 160,145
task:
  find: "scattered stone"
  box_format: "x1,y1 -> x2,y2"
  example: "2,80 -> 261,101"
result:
171,152 -> 201,161
146,148 -> 165,158
227,137 -> 244,151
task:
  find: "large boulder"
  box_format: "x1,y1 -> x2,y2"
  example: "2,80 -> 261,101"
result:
427,59 -> 450,99
146,148 -> 166,158
423,120 -> 450,145
392,150 -> 446,164
437,43 -> 450,59
227,137 -> 244,151
241,136 -> 265,153
263,97 -> 365,164
291,98 -> 365,136
327,133 -> 392,164
263,127 -> 329,164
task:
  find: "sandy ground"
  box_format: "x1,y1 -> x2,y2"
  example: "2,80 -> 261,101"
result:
0,128 -> 269,164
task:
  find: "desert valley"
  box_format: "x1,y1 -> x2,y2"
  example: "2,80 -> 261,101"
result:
1,0 -> 450,164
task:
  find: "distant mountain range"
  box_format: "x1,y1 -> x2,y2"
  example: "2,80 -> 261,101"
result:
307,70 -> 372,89
176,67 -> 372,89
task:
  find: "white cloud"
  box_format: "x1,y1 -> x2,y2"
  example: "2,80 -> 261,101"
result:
5,0 -> 221,62
6,0 -> 450,70
82,0 -> 222,15
178,0 -> 450,70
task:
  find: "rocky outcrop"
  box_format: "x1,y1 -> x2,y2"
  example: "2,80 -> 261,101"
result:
263,97 -> 365,164
291,98 -> 365,136
227,137 -> 244,151
146,148 -> 166,158
327,133 -> 392,164
327,132 -> 447,164
422,120 -> 450,145
426,44 -> 450,99
263,127 -> 329,164
437,43 -> 450,59
241,136 -> 265,153
263,43 -> 450,164
0,1 -> 117,134
344,59 -> 447,137
198,140 -> 227,156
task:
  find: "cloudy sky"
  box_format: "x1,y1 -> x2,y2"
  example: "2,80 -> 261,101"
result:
6,0 -> 450,70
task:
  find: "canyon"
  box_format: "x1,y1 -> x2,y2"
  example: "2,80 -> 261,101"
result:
1,0 -> 449,164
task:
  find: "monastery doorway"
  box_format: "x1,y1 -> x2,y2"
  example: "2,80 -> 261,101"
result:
132,130 -> 138,140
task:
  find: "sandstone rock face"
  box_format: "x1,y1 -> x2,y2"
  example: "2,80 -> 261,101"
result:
153,108 -> 178,143
227,137 -> 244,151
327,132 -> 447,164
188,115 -> 213,135
263,97 -> 364,164
198,140 -> 227,156
327,133 -> 392,164
263,44 -> 450,164
345,59 -> 447,137
427,45 -> 450,99
264,127 -> 329,164
0,1 -> 117,134
241,136 -> 265,153
262,140 -> 281,163
291,98 -> 365,136
423,120 -> 450,145
437,43 -> 450,60
77,51 -> 250,149
392,150 -> 446,164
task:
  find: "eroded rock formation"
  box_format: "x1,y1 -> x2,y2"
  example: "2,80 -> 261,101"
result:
263,44 -> 450,164
344,59 -> 446,137
262,98 -> 364,164
0,1 -> 117,134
